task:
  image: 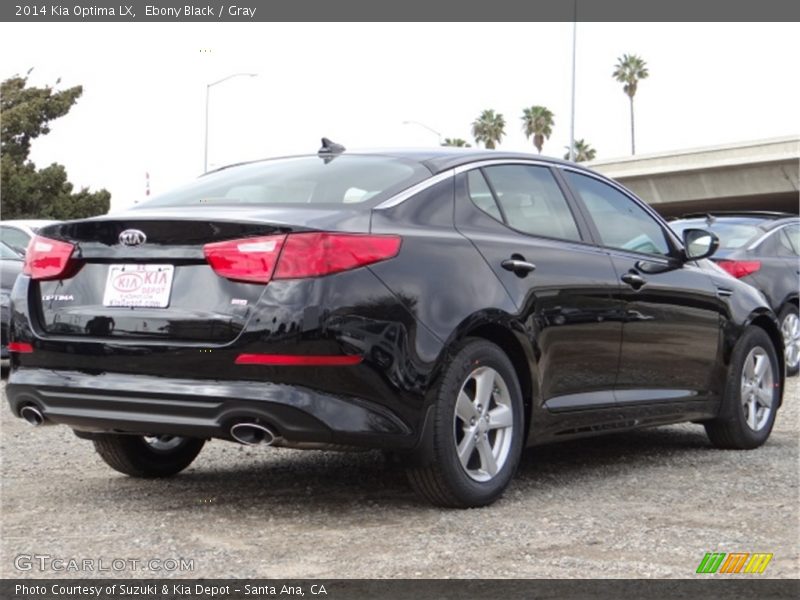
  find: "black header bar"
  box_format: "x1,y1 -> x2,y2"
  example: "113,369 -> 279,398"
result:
2,0 -> 800,22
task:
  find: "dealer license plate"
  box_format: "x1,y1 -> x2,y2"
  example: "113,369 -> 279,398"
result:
102,264 -> 175,308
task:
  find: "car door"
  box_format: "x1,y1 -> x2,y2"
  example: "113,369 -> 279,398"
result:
454,163 -> 623,417
561,169 -> 722,404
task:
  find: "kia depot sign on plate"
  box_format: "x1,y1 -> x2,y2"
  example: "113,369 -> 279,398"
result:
102,264 -> 175,308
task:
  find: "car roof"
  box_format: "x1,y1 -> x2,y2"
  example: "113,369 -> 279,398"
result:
207,148 -> 587,177
670,213 -> 798,231
354,148 -> 580,174
676,211 -> 795,220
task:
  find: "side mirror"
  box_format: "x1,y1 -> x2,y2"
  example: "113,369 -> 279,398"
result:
682,228 -> 720,261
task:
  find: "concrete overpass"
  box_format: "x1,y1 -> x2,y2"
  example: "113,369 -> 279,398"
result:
589,136 -> 799,218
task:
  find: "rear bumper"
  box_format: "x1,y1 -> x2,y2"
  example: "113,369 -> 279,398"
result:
6,368 -> 415,449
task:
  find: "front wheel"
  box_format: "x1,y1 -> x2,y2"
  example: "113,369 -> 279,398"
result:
406,339 -> 524,508
779,304 -> 800,376
93,434 -> 205,477
705,327 -> 781,449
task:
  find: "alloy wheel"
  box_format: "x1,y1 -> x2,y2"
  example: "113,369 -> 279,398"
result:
781,312 -> 800,371
453,366 -> 514,482
143,435 -> 185,452
740,346 -> 774,432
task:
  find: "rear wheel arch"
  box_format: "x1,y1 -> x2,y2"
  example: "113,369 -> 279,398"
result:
436,320 -> 535,440
777,293 -> 798,313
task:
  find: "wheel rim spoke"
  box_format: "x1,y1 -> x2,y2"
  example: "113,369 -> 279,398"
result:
488,404 -> 513,429
457,433 -> 477,469
473,368 -> 495,414
744,355 -> 756,379
747,398 -> 758,429
456,391 -> 476,423
756,387 -> 773,409
476,437 -> 498,476
753,355 -> 768,382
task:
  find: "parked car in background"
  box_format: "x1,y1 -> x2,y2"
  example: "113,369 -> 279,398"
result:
5,147 -> 787,507
670,212 -> 799,376
0,219 -> 58,256
1,241 -> 24,369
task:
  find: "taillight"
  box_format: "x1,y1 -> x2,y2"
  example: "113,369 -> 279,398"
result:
7,342 -> 34,353
716,260 -> 761,279
23,235 -> 76,280
274,233 -> 401,279
203,235 -> 287,283
204,232 -> 401,284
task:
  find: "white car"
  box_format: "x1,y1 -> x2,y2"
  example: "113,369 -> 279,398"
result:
0,219 -> 58,255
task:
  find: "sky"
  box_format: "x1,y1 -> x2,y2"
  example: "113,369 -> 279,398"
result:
1,22 -> 798,211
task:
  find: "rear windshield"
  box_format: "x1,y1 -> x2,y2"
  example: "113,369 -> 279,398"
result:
137,155 -> 430,209
670,218 -> 765,250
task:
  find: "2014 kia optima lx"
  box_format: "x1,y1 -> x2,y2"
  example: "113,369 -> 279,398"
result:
6,144 -> 786,507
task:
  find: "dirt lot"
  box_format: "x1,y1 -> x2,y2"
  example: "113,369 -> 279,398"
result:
1,376 -> 798,579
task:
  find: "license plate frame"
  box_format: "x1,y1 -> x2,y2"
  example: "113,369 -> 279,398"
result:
102,264 -> 175,308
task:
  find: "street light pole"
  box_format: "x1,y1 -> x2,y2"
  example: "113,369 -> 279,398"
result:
568,1 -> 577,162
402,120 -> 443,145
204,72 -> 257,173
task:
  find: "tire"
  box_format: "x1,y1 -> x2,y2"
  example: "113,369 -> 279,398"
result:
92,434 -> 205,478
779,304 -> 800,377
705,326 -> 781,450
406,339 -> 524,508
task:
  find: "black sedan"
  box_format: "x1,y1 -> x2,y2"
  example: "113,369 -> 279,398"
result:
670,213 -> 799,376
6,146 -> 786,507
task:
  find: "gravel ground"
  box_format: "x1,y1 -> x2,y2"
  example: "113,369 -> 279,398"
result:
1,376 -> 797,579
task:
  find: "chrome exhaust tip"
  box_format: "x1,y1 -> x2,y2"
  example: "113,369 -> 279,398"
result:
20,405 -> 44,427
230,423 -> 277,446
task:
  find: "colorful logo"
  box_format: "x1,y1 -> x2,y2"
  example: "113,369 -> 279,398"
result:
696,552 -> 773,574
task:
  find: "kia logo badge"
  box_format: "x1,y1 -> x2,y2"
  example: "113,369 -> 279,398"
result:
119,229 -> 147,246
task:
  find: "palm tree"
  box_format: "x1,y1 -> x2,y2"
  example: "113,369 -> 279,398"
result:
613,53 -> 649,155
563,139 -> 597,162
471,110 -> 505,149
521,105 -> 555,153
441,138 -> 471,147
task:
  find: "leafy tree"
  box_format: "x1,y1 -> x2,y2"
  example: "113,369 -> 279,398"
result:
563,139 -> 597,162
613,53 -> 649,155
521,105 -> 555,153
471,110 -> 505,149
441,138 -> 471,147
1,74 -> 110,220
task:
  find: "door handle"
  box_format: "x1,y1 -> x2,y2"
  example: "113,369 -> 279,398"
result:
621,272 -> 646,289
502,259 -> 536,276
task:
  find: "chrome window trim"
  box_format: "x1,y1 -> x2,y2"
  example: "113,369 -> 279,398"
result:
453,159 -> 557,174
746,222 -> 798,251
374,159 -> 559,210
373,169 -> 456,209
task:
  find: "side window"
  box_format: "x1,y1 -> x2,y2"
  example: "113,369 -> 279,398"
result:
467,170 -> 502,220
564,171 -> 670,256
479,165 -> 582,241
0,227 -> 32,255
777,224 -> 799,257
